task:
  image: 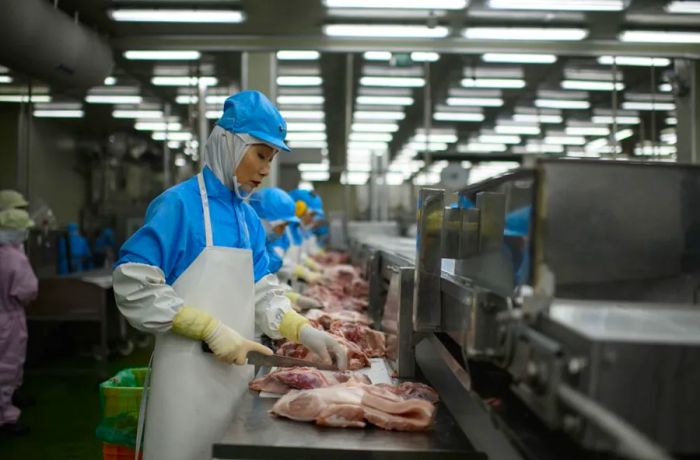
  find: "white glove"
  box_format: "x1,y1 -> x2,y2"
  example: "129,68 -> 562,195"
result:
299,326 -> 348,370
206,323 -> 273,365
297,295 -> 324,310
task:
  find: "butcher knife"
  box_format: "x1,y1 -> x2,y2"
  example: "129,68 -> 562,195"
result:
200,342 -> 339,371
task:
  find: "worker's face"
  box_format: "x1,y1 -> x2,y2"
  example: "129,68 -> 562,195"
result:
302,211 -> 315,226
273,223 -> 288,235
235,144 -> 276,192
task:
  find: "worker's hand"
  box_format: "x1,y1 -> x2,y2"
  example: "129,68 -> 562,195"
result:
297,295 -> 323,310
205,323 -> 273,365
299,326 -> 348,370
304,257 -> 323,273
306,271 -> 325,284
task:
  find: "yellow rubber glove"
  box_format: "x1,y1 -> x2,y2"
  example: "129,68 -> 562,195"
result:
277,310 -> 310,343
297,295 -> 323,310
293,264 -> 323,283
304,257 -> 322,273
284,291 -> 301,304
172,306 -> 272,365
299,325 -> 348,370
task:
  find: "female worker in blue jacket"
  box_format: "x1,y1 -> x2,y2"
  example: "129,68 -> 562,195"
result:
112,91 -> 345,460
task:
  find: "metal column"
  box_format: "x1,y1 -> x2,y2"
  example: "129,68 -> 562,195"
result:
675,59 -> 700,164
242,51 -> 279,186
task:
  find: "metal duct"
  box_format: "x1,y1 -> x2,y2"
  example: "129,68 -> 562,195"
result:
0,0 -> 113,88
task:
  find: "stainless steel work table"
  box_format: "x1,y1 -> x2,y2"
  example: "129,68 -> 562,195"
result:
213,387 -> 482,459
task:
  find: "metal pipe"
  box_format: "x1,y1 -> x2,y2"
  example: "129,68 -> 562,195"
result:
343,53 -> 353,219
611,58 -> 619,157
198,78 -> 208,169
423,61 -> 432,169
650,65 -> 658,158
163,103 -> 171,188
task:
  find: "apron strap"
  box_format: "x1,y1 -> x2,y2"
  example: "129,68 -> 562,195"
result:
197,173 -> 214,247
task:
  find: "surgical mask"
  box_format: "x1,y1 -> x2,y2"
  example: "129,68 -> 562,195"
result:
0,229 -> 29,246
262,220 -> 283,244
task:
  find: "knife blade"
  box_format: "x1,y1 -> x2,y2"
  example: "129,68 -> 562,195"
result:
200,342 -> 338,371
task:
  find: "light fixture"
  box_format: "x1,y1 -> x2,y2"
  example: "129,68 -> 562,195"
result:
495,124 -> 541,135
457,143 -> 507,153
205,95 -> 228,104
281,110 -> 325,120
85,95 -> 143,104
363,51 -> 392,61
543,135 -> 586,145
168,141 -> 182,149
0,76 -> 13,84
561,80 -> 624,91
591,115 -> 640,125
33,109 -> 84,118
620,30 -> 700,44
323,0 -> 468,9
135,122 -> 183,131
479,134 -> 520,144
298,163 -> 330,172
407,142 -> 449,151
301,171 -> 331,181
565,126 -> 610,136
205,111 -> 220,119
524,143 -> 564,153
482,53 -> 557,64
463,27 -> 588,41
109,9 -> 244,23
348,141 -> 389,150
289,141 -> 328,148
461,78 -> 526,89
659,83 -> 672,92
277,76 -> 323,86
666,117 -> 677,125
447,97 -> 504,107
356,96 -> 413,105
433,112 -> 485,122
341,171 -> 370,185
411,52 -> 440,62
0,95 -> 51,103
535,99 -> 590,109
124,50 -> 201,60
176,95 -> 198,104
597,56 -> 671,67
513,113 -> 563,124
351,123 -> 399,132
277,95 -> 325,104
621,101 -> 675,111
350,132 -> 393,142
103,76 -> 116,85
354,110 -> 405,120
151,76 -> 217,86
360,76 -> 425,87
113,110 -> 163,119
487,0 -> 624,11
277,50 -> 320,60
152,131 -> 193,141
413,133 -> 458,143
666,1 -> 700,13
616,129 -> 634,141
286,122 -> 327,132
286,132 -> 327,141
323,24 -> 449,38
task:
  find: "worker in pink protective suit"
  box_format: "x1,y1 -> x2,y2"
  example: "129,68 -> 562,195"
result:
0,208 -> 38,438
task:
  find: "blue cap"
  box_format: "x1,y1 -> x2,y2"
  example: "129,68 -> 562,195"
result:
216,90 -> 290,152
250,188 -> 300,224
288,189 -> 323,213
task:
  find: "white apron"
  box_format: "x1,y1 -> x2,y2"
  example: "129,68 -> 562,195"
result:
140,173 -> 254,460
284,226 -> 301,267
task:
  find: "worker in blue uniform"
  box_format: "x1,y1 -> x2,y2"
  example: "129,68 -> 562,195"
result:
112,91 -> 347,460
504,205 -> 532,286
288,188 -> 325,263
57,223 -> 93,274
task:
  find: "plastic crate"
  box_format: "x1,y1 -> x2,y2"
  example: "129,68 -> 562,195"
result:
102,442 -> 143,460
99,368 -> 148,419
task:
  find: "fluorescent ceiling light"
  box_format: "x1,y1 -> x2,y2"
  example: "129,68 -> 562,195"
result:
457,143 -> 507,153
85,95 -> 142,104
277,50 -> 320,60
135,122 -> 182,131
356,96 -> 413,105
482,53 -> 557,64
364,51 -> 392,61
289,141 -> 328,149
620,30 -> 700,44
323,0 -> 467,9
206,111 -> 220,119
360,76 -> 425,87
411,52 -> 440,62
286,132 -> 327,141
103,76 -> 116,85
666,117 -> 677,125
113,110 -> 163,119
543,135 -> 586,145
277,76 -> 323,86
447,97 -> 503,107
205,95 -> 228,104
524,143 -> 564,153
487,0 -> 623,11
495,124 -> 540,135
413,133 -> 458,143
433,112 -> 485,122
461,78 -> 525,89
561,80 -> 624,91
324,24 -> 449,38
0,95 -> 51,103
592,115 -> 640,124
124,50 -> 201,60
298,164 -> 330,173
341,171 -> 370,185
407,142 -> 448,151
277,95 -> 325,104
110,9 -> 244,23
616,129 -> 634,141
535,99 -> 590,109
622,102 -> 675,111
350,132 -> 393,142
354,110 -> 405,120
152,131 -> 192,141
464,27 -> 588,41
666,1 -> 700,13
479,134 -> 520,144
281,110 -> 325,120
302,171 -> 331,181
351,123 -> 399,132
659,83 -> 672,92
566,126 -> 610,136
0,76 -> 13,83
176,95 -> 198,104
168,141 -> 182,149
513,113 -> 563,124
33,110 -> 83,118
286,122 -> 327,132
597,56 -> 670,67
151,76 -> 217,87
348,141 -> 389,150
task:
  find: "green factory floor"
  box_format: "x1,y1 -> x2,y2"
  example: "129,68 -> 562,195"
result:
0,347 -> 151,460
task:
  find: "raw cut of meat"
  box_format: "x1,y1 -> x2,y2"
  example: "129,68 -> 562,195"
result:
304,284 -> 368,312
304,309 -> 371,328
374,382 -> 440,404
313,251 -> 349,266
276,336 -> 371,370
249,367 -> 371,394
329,320 -> 386,358
270,382 -> 436,431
